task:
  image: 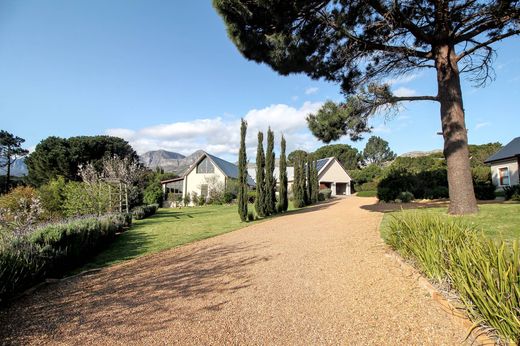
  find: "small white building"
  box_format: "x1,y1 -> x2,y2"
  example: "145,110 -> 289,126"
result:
161,151 -> 255,204
248,156 -> 352,196
484,137 -> 520,190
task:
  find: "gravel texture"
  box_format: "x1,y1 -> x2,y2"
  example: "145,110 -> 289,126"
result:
0,197 -> 468,345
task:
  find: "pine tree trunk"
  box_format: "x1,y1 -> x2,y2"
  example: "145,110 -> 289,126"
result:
435,44 -> 478,215
6,150 -> 11,192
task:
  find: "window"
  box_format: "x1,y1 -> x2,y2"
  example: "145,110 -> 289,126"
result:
499,167 -> 510,186
200,184 -> 208,197
196,157 -> 214,173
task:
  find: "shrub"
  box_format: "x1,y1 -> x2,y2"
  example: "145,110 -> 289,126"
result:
473,182 -> 496,200
386,212 -> 520,344
318,188 -> 332,201
247,190 -> 256,204
183,194 -> 191,206
223,192 -> 236,204
0,186 -> 39,217
356,181 -> 378,192
424,186 -> 449,199
132,204 -> 158,220
198,195 -> 206,206
396,191 -> 414,203
143,181 -> 163,205
504,185 -> 520,201
247,211 -> 254,222
0,213 -> 128,304
38,176 -> 67,219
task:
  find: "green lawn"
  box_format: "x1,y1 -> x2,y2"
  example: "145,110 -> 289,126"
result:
82,202 -> 298,270
380,203 -> 520,241
356,190 -> 377,197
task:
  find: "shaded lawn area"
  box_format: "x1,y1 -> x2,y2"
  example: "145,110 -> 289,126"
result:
380,202 -> 520,241
81,202 -> 299,271
82,205 -> 250,270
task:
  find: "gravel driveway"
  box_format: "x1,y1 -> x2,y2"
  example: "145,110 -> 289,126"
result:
0,197 -> 467,345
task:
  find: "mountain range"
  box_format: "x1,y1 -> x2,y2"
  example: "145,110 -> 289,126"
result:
0,158 -> 28,177
139,149 -> 205,174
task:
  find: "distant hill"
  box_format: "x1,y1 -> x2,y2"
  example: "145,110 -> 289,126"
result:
139,149 -> 205,174
399,149 -> 443,158
0,157 -> 28,177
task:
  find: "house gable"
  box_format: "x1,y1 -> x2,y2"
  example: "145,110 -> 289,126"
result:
318,158 -> 352,183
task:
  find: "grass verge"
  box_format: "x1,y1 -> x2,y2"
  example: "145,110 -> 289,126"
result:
356,191 -> 377,197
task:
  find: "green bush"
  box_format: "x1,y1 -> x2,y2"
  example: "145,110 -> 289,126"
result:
386,212 -> 520,344
504,185 -> 520,201
356,181 -> 378,192
132,204 -> 158,220
424,186 -> 449,199
143,181 -> 163,205
247,190 -> 256,204
222,192 -> 236,204
0,213 -> 129,304
473,182 -> 496,200
318,188 -> 332,201
396,191 -> 414,203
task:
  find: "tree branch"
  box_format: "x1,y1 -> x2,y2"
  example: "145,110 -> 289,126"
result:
391,95 -> 439,102
456,30 -> 520,61
455,14 -> 519,43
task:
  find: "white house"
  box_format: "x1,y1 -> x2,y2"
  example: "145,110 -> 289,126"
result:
248,156 -> 353,196
484,137 -> 520,189
161,151 -> 255,205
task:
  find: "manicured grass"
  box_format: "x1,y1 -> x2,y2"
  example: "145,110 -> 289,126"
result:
82,201 -> 300,270
356,190 -> 377,197
82,205 -> 251,269
380,202 -> 520,241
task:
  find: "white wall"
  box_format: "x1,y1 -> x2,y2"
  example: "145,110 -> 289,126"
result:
185,162 -> 226,200
318,159 -> 352,196
491,159 -> 519,189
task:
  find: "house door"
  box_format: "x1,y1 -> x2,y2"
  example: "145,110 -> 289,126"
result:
336,183 -> 347,195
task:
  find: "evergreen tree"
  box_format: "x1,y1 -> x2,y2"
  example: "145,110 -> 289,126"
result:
237,119 -> 248,221
264,128 -> 276,215
305,155 -> 312,205
301,157 -> 309,206
363,136 -> 396,166
0,130 -> 29,192
214,0 -> 520,215
292,154 -> 305,209
278,135 -> 288,212
254,131 -> 266,217
310,156 -> 319,204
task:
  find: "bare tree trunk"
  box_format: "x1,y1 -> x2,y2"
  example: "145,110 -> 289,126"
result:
435,44 -> 478,215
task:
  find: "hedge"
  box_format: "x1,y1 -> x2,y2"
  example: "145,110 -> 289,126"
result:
132,204 -> 159,220
0,213 -> 131,305
385,212 -> 519,344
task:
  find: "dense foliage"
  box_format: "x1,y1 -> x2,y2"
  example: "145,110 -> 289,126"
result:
0,213 -> 131,304
278,136 -> 289,213
386,212 -> 520,344
292,153 -> 306,209
254,132 -> 266,217
25,135 -> 138,186
237,119 -> 248,221
132,204 -> 159,220
363,136 -> 396,166
0,130 -> 29,193
264,128 -> 276,216
313,144 -> 361,171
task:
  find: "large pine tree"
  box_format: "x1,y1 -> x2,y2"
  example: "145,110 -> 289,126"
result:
264,128 -> 276,215
278,135 -> 288,212
254,131 -> 266,217
213,0 -> 520,214
237,119 -> 248,221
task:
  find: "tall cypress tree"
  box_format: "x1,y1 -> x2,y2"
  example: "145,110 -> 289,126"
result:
293,153 -> 306,208
310,156 -> 319,204
305,155 -> 312,205
237,119 -> 248,221
264,128 -> 276,215
278,135 -> 288,212
301,156 -> 309,206
254,131 -> 266,217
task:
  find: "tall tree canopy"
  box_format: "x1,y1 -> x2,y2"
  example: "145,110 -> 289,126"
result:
26,135 -> 138,186
214,0 -> 519,214
287,150 -> 308,166
363,136 -> 396,166
313,144 -> 362,170
0,130 -> 29,191
237,119 -> 249,221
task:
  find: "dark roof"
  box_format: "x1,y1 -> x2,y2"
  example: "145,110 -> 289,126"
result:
484,137 -> 520,163
205,153 -> 256,186
316,158 -> 331,173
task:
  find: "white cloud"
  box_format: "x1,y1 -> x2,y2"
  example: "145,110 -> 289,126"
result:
305,87 -> 319,95
385,73 -> 420,86
393,87 -> 417,97
372,124 -> 391,133
475,122 -> 491,130
291,95 -> 299,101
104,101 -> 324,160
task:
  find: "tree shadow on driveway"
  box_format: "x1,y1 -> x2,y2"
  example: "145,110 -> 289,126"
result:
0,241 -> 271,344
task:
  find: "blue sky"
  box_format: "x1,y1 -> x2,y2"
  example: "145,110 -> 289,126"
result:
1,1 -> 519,161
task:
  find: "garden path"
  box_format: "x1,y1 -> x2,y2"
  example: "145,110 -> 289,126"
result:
0,197 -> 468,345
